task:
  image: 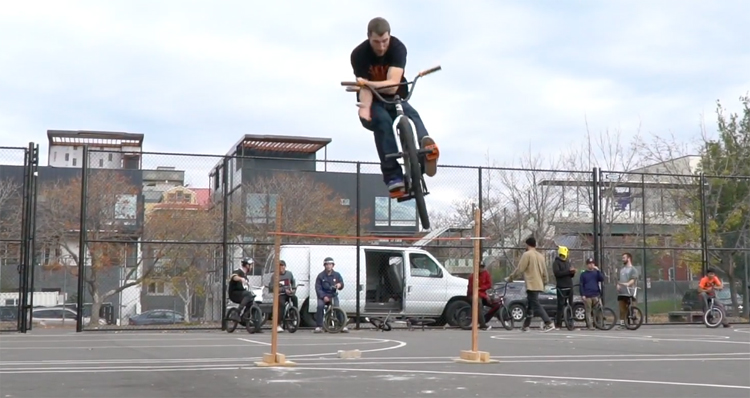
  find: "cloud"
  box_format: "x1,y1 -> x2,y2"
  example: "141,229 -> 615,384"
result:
0,0 -> 748,201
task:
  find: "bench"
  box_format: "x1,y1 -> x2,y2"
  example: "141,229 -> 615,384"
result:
668,311 -> 703,323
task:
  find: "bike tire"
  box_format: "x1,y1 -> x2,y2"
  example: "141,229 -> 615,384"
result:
564,306 -> 575,331
284,306 -> 300,334
225,308 -> 239,333
498,307 -> 514,330
323,307 -> 347,333
596,307 -> 617,331
398,117 -> 430,230
703,307 -> 723,328
245,306 -> 263,334
456,306 -> 472,330
624,306 -> 643,330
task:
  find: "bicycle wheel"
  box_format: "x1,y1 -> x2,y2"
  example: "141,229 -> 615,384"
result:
224,308 -> 239,333
624,306 -> 643,330
595,307 -> 617,331
498,307 -> 515,330
284,306 -> 300,333
245,306 -> 263,334
323,307 -> 347,333
398,117 -> 430,230
564,306 -> 575,331
703,307 -> 723,328
456,306 -> 473,330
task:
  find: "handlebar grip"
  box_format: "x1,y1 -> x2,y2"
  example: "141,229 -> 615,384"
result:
345,86 -> 360,92
418,65 -> 442,77
341,81 -> 361,86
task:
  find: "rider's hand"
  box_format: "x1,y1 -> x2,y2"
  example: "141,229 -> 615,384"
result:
335,282 -> 342,289
356,77 -> 369,86
324,296 -> 330,303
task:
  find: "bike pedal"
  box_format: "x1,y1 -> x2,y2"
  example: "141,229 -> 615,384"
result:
385,152 -> 403,159
396,194 -> 414,203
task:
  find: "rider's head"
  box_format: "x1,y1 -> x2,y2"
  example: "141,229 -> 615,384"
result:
706,268 -> 717,277
279,260 -> 286,273
241,258 -> 253,273
367,17 -> 391,56
479,259 -> 487,269
323,257 -> 335,272
557,246 -> 568,260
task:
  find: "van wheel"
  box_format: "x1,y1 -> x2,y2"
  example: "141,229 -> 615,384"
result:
300,299 -> 316,327
444,300 -> 470,327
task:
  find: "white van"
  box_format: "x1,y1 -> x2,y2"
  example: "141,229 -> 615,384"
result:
260,244 -> 470,327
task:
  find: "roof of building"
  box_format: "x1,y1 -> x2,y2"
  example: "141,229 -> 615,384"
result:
47,130 -> 144,147
227,134 -> 332,156
191,188 -> 211,208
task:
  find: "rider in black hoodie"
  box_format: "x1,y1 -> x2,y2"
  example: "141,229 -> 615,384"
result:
553,246 -> 576,328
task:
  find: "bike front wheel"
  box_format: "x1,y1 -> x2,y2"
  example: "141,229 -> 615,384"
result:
564,306 -> 575,331
224,308 -> 239,333
624,306 -> 643,330
284,306 -> 300,333
498,307 -> 514,330
594,306 -> 617,331
323,307 -> 348,333
398,117 -> 430,230
703,307 -> 724,328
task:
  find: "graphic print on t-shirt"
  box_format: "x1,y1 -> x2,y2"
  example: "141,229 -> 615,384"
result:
369,65 -> 388,81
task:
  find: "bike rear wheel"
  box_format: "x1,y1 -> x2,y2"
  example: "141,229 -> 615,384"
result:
564,306 -> 575,331
224,308 -> 239,333
594,306 -> 617,330
703,307 -> 723,328
398,117 -> 430,230
323,307 -> 347,333
284,306 -> 300,333
244,306 -> 263,334
456,306 -> 473,330
624,305 -> 643,330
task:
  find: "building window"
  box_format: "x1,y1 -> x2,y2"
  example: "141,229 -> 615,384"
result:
108,153 -> 113,162
99,159 -> 104,167
53,152 -> 57,162
147,282 -> 169,295
65,153 -> 69,161
72,158 -> 77,166
668,267 -> 675,281
375,197 -> 416,227
246,193 -> 278,224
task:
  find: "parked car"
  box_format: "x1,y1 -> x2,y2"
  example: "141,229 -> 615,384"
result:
494,281 -> 587,324
682,289 -> 744,313
31,306 -> 106,326
127,310 -> 186,326
0,306 -> 17,322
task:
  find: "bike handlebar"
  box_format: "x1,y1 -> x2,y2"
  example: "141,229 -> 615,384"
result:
341,65 -> 441,105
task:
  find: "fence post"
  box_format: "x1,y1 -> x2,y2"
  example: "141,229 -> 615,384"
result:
591,168 -> 600,266
355,162 -> 361,330
25,144 -> 39,331
76,146 -> 89,333
221,156 -> 230,330
699,172 -> 709,275
640,174 -> 648,323
17,145 -> 31,333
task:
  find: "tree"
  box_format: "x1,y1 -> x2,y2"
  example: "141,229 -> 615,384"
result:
144,201 -> 222,322
0,178 -> 23,292
228,172 -> 370,261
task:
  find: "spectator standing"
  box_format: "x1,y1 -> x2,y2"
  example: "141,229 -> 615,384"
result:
579,257 -> 604,330
506,237 -> 555,332
552,246 -> 576,329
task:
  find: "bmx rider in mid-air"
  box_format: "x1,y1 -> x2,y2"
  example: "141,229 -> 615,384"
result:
349,17 -> 440,199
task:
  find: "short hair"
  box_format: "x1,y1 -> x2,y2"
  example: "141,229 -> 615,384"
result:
367,17 -> 391,37
525,236 -> 536,248
623,252 -> 633,261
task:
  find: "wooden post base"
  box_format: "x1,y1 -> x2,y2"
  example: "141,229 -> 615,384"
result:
453,350 -> 498,364
337,349 -> 362,359
254,353 -> 296,367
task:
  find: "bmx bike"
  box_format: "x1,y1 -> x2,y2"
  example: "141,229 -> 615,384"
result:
321,299 -> 348,334
703,295 -> 725,328
618,286 -> 643,330
457,283 -> 514,330
341,65 -> 442,230
588,296 -> 617,330
224,286 -> 266,334
277,283 -> 303,333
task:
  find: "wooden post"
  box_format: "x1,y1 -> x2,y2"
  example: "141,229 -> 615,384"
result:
471,207 -> 480,352
454,207 -> 497,364
256,200 -> 295,367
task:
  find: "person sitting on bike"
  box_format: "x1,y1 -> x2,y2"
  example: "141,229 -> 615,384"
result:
579,257 -> 604,330
552,245 -> 576,329
268,260 -> 298,333
698,268 -> 731,328
466,259 -> 498,331
227,258 -> 255,321
349,17 -> 440,198
314,257 -> 349,333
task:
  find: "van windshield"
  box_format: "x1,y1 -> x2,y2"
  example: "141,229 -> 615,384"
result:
264,252 -> 275,275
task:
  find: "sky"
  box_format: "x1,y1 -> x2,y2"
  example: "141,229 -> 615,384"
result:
1,0 -> 749,213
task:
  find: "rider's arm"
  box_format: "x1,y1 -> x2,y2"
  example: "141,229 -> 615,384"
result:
507,252 -> 530,282
315,273 -> 326,299
336,272 -> 345,290
351,49 -> 374,110
714,277 -> 724,290
361,42 -> 406,95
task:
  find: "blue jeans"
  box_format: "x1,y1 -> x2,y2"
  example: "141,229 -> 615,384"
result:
316,296 -> 340,327
360,101 -> 429,184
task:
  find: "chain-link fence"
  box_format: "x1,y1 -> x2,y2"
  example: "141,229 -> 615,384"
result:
4,140 -> 749,332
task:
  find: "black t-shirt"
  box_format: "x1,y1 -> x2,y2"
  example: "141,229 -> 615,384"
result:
228,268 -> 246,293
350,36 -> 409,100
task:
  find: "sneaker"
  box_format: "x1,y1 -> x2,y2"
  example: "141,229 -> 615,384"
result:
542,323 -> 556,333
387,177 -> 405,192
341,327 -> 350,333
276,326 -> 284,332
313,327 -> 323,333
480,325 -> 492,331
521,326 -> 529,332
421,136 -> 439,177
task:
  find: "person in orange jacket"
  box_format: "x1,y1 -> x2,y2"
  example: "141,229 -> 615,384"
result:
467,259 -> 498,330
